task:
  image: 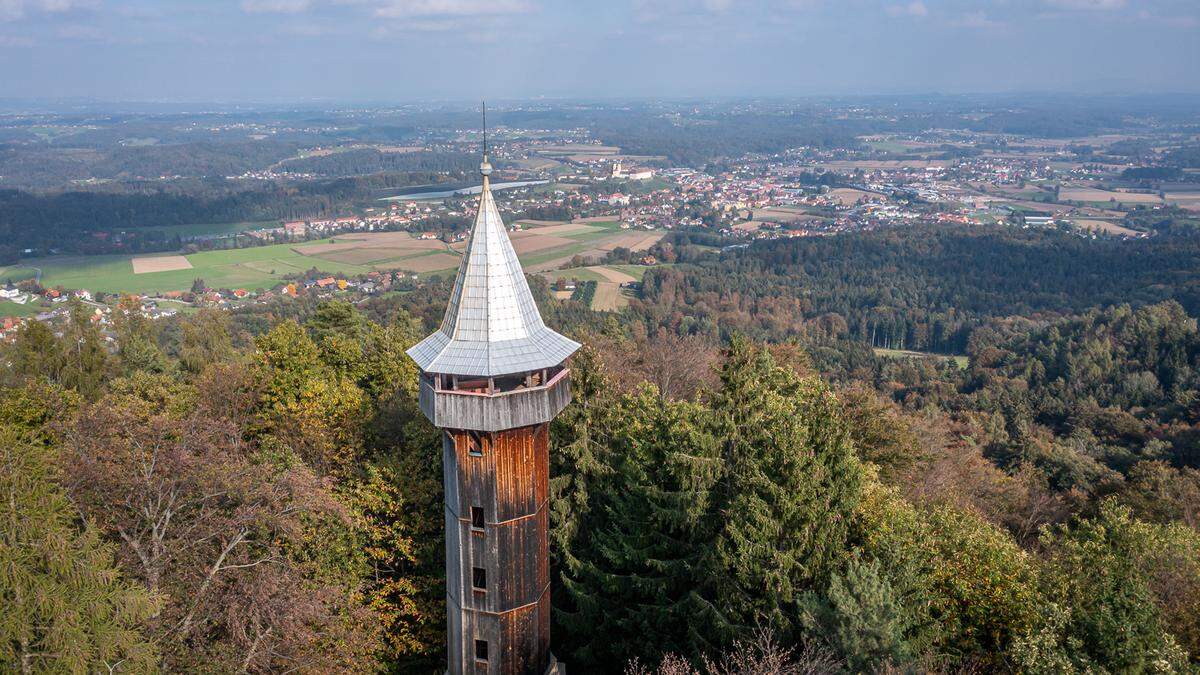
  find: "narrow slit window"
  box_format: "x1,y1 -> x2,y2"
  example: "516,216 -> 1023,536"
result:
475,639 -> 489,662
467,430 -> 484,457
472,566 -> 487,590
471,506 -> 485,530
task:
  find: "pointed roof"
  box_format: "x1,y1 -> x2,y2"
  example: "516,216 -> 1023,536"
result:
406,159 -> 580,377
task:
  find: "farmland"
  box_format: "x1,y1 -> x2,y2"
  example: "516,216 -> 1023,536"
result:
1058,186 -> 1163,204
0,221 -> 664,295
535,264 -> 646,311
1070,219 -> 1142,237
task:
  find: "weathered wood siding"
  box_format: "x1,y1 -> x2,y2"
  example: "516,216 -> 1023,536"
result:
444,424 -> 552,674
420,375 -> 572,432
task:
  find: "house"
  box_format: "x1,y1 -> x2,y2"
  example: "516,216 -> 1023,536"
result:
284,221 -> 307,236
0,285 -> 20,300
232,289 -> 250,299
315,277 -> 337,289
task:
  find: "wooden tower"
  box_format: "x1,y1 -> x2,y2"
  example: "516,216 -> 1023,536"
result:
407,143 -> 578,674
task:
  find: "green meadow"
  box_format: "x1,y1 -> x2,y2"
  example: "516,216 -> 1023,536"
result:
0,300 -> 43,317
0,240 -> 373,295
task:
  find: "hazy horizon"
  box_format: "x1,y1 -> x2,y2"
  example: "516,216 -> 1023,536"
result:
1,0 -> 1198,102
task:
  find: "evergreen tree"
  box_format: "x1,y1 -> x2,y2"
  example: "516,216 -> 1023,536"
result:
706,337 -> 863,635
1035,500 -> 1196,671
558,337 -> 864,669
0,425 -> 157,674
801,556 -> 911,672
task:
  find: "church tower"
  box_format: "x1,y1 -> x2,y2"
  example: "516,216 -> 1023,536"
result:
407,126 -> 578,674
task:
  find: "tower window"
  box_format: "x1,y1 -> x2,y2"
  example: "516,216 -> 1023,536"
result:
472,566 -> 487,590
466,430 -> 485,456
471,506 -> 485,530
475,639 -> 489,662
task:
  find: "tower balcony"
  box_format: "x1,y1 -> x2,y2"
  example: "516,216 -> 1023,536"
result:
418,366 -> 572,432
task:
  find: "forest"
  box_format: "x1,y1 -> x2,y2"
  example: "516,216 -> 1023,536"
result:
634,225 -> 1200,353
2,235 -> 1199,673
0,168 -> 469,257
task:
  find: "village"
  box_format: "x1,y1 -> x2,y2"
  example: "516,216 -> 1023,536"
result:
2,125 -> 1189,339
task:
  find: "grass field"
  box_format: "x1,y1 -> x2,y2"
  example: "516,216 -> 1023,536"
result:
1,222 -> 665,295
0,241 -> 371,295
1071,219 -> 1142,236
591,282 -> 627,311
0,300 -> 42,317
874,348 -> 968,369
1059,187 -> 1162,204
535,264 -> 649,312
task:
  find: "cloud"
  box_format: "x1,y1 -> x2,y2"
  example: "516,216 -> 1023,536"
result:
0,0 -> 88,21
242,0 -> 314,13
56,22 -> 103,39
368,0 -> 532,19
631,0 -> 740,23
0,32 -> 34,45
885,1 -> 927,17
1135,9 -> 1198,27
952,10 -> 1002,28
1044,0 -> 1125,10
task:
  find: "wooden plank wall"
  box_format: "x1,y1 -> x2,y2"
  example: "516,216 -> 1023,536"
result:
443,424 -> 552,674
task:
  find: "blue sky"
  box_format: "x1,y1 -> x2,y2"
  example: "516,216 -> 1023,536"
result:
0,0 -> 1197,101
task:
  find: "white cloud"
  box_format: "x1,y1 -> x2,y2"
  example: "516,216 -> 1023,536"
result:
242,0 -> 313,13
631,0 -> 743,22
1136,9 -> 1198,27
1044,0 -> 1126,10
952,10 -> 1002,28
0,0 -> 91,21
0,32 -> 34,44
368,0 -> 532,19
885,1 -> 927,17
56,22 -> 103,38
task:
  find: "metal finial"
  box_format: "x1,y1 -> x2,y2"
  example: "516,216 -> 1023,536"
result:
482,100 -> 487,159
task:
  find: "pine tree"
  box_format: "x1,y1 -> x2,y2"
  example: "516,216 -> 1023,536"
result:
801,556 -> 911,672
706,337 -> 864,636
0,425 -> 157,674
557,337 -> 865,668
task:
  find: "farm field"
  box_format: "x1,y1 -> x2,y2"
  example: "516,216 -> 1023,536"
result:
1070,219 -> 1142,236
0,299 -> 42,317
1059,186 -> 1163,204
131,255 -> 193,274
0,223 -> 665,295
828,188 -> 883,207
0,241 -> 372,295
753,207 -> 819,222
535,264 -> 649,312
591,282 -> 628,311
1165,191 -> 1200,210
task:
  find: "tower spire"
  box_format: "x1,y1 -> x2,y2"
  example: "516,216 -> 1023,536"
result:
480,100 -> 492,186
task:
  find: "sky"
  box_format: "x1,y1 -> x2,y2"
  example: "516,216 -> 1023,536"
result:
0,0 -> 1197,102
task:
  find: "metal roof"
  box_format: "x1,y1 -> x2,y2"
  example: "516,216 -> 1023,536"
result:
407,161 -> 580,377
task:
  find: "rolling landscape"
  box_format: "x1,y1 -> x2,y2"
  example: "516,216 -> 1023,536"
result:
2,1 -> 1200,674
